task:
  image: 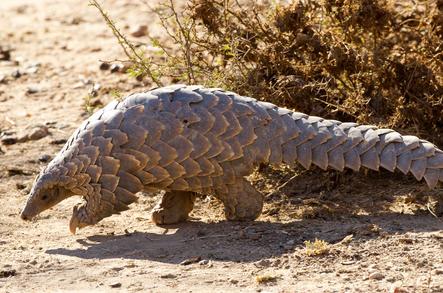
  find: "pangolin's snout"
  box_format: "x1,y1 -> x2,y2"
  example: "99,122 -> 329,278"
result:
20,212 -> 30,221
20,204 -> 37,221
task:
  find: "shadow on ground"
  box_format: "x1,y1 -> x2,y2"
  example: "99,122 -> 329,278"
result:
46,213 -> 443,264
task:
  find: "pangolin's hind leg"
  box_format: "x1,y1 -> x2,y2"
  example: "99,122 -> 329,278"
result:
151,191 -> 197,225
215,178 -> 264,221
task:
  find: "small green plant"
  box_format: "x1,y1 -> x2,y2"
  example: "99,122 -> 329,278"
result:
109,88 -> 123,101
83,93 -> 96,115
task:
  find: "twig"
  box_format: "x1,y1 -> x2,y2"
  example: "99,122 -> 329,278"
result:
89,0 -> 163,86
426,203 -> 442,221
266,173 -> 299,197
180,233 -> 231,242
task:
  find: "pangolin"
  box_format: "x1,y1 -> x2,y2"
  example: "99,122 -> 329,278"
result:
20,85 -> 443,233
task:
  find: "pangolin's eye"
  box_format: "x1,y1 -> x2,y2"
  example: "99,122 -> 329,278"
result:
41,195 -> 49,201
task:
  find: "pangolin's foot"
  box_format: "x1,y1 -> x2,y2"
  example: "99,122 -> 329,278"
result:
151,191 -> 197,225
217,178 -> 264,221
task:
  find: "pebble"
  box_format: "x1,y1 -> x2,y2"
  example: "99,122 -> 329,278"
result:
160,273 -> 177,279
7,168 -> 33,176
240,227 -> 262,240
69,16 -> 83,25
130,25 -> 148,37
368,271 -> 385,280
25,63 -> 40,74
89,97 -> 103,107
256,259 -> 271,268
198,259 -> 209,265
25,125 -> 49,140
0,74 -> 6,83
26,85 -> 41,94
14,125 -> 49,143
0,269 -> 16,278
0,46 -> 11,61
1,135 -> 17,145
89,83 -> 101,97
109,282 -> 121,288
38,154 -> 51,162
283,240 -> 295,250
110,63 -> 123,73
180,256 -> 201,266
11,70 -> 21,79
434,268 -> 443,275
50,138 -> 67,145
15,183 -> 26,190
99,62 -> 110,71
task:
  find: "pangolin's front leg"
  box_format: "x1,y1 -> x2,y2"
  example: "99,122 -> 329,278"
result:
151,191 -> 197,224
215,178 -> 264,221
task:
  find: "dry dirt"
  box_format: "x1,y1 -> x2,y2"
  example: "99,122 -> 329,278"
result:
0,1 -> 442,292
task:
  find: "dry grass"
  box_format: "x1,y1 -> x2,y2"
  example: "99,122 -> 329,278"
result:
304,238 -> 330,256
255,274 -> 278,284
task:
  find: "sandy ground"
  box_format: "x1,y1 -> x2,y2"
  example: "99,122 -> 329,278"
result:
0,0 -> 442,292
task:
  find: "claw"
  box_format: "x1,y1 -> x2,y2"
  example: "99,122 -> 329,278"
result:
69,214 -> 79,235
69,205 -> 80,235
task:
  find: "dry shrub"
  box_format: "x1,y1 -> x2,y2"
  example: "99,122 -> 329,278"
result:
304,238 -> 330,256
92,0 -> 443,146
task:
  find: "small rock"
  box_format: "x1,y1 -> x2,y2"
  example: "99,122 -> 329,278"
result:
0,74 -> 6,83
29,260 -> 37,265
0,269 -> 16,278
44,121 -> 57,126
241,227 -> 262,240
434,268 -> 443,275
25,63 -> 40,74
229,278 -> 239,284
15,183 -> 26,190
341,260 -> 356,265
26,125 -> 49,140
0,46 -> 11,61
109,282 -> 121,288
50,138 -> 67,145
369,272 -> 385,280
38,154 -> 51,162
398,237 -> 413,244
11,70 -> 21,79
283,240 -> 295,249
110,63 -> 123,73
99,62 -> 110,71
89,97 -> 103,107
160,273 -> 177,279
1,135 -> 17,145
255,259 -> 271,268
198,259 -> 209,265
89,83 -> 101,97
26,85 -> 41,94
180,256 -> 201,266
7,168 -> 32,176
72,82 -> 85,89
69,16 -> 83,25
130,25 -> 148,37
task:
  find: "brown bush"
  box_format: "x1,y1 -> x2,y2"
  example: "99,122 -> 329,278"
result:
92,0 -> 443,146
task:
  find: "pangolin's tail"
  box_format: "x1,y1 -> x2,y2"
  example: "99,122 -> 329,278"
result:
276,112 -> 443,188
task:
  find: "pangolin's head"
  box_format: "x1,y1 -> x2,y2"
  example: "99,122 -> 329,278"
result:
20,164 -> 76,222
